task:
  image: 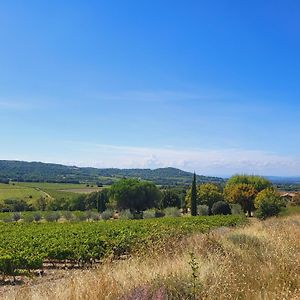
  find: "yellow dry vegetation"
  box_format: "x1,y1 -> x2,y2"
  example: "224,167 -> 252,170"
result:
2,215 -> 300,300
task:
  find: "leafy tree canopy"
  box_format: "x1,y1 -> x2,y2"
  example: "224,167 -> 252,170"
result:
226,175 -> 272,192
160,189 -> 181,209
254,188 -> 283,209
255,189 -> 285,219
110,179 -> 161,212
185,183 -> 223,210
211,201 -> 232,215
224,183 -> 257,216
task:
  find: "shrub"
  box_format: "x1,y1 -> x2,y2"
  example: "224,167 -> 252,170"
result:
119,209 -> 134,220
197,205 -> 209,216
256,199 -> 284,219
45,212 -> 60,222
12,212 -> 21,222
63,211 -> 74,221
164,207 -> 181,217
155,210 -> 165,218
132,212 -> 143,219
101,209 -> 114,220
291,193 -> 300,206
211,201 -> 232,215
255,188 -> 285,219
143,209 -> 156,219
85,210 -> 92,220
33,213 -> 41,222
74,212 -> 87,221
90,211 -> 100,221
24,214 -> 34,223
230,203 -> 243,215
2,216 -> 12,223
2,199 -> 31,212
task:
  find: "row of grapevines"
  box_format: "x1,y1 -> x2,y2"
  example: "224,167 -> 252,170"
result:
0,215 -> 244,278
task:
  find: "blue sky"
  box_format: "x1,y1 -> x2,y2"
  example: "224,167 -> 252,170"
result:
0,1 -> 300,176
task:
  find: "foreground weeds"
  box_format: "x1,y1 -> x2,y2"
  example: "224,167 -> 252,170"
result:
2,215 -> 300,300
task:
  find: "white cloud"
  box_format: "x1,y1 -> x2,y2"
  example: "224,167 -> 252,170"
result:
4,141 -> 299,176
59,142 -> 300,177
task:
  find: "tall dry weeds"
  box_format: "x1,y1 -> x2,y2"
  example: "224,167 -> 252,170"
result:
2,215 -> 300,300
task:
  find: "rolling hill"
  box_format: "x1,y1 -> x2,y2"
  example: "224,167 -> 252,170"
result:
0,160 -> 224,186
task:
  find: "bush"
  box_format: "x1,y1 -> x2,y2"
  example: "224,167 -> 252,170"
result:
74,212 -> 87,221
101,209 -> 114,220
33,213 -> 41,222
231,204 -> 243,215
197,205 -> 209,216
63,211 -> 74,221
2,199 -> 32,212
291,193 -> 300,206
90,211 -> 100,221
85,210 -> 92,220
24,214 -> 34,223
256,198 -> 284,219
211,201 -> 232,215
2,216 -> 12,223
45,212 -> 60,222
143,209 -> 156,219
132,212 -> 143,219
164,207 -> 181,217
119,209 -> 134,220
255,188 -> 285,219
12,212 -> 21,222
155,210 -> 165,218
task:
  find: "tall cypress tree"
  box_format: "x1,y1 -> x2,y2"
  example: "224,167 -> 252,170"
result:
191,172 -> 197,216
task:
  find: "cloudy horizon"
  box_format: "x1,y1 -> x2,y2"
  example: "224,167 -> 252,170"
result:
1,1 -> 299,177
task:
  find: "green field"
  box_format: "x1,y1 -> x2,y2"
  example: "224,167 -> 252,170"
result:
15,182 -> 102,191
0,215 -> 245,277
0,183 -> 47,205
0,182 -> 102,205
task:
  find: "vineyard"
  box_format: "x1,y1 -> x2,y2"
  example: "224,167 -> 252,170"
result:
0,215 -> 244,279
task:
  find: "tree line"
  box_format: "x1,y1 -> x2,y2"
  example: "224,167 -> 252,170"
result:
0,174 -> 290,219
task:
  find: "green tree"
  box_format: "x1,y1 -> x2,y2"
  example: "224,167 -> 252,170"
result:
254,188 -> 284,209
110,179 -> 161,213
226,175 -> 271,192
224,175 -> 272,217
160,188 -> 181,209
68,194 -> 86,211
224,183 -> 257,216
191,173 -> 197,216
46,197 -> 69,211
255,188 -> 285,219
185,183 -> 223,213
35,196 -> 48,211
211,201 -> 231,215
97,189 -> 109,213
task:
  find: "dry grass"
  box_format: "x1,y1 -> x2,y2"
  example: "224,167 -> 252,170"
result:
2,215 -> 300,300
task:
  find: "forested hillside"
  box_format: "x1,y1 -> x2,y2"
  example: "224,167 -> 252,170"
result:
0,160 -> 223,185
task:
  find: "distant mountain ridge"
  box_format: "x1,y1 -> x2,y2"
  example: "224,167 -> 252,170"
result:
0,160 -> 224,186
266,176 -> 300,184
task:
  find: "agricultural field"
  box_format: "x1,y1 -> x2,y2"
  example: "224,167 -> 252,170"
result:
0,183 -> 46,205
2,214 -> 300,300
0,182 -> 102,205
15,182 -> 102,192
0,215 -> 244,279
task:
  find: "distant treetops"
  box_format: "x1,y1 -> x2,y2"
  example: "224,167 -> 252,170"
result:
188,174 -> 283,218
